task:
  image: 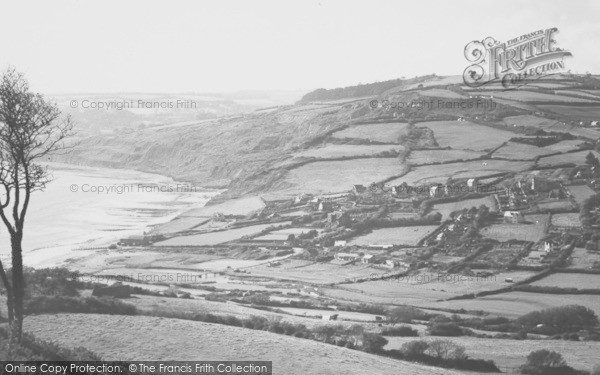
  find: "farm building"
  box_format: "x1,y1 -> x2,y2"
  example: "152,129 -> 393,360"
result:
118,235 -> 151,246
353,185 -> 366,194
334,240 -> 347,247
503,211 -> 525,224
361,254 -> 375,264
335,252 -> 360,261
322,314 -> 339,321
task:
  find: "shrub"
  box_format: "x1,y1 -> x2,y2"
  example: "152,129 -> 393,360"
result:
428,322 -> 464,336
380,325 -> 419,337
400,340 -> 430,357
360,332 -> 388,353
427,339 -> 467,361
518,350 -> 587,375
24,296 -> 137,315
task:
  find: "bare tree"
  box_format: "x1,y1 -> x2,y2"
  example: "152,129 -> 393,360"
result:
0,68 -> 73,342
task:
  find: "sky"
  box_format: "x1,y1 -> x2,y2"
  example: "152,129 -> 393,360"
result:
0,0 -> 598,94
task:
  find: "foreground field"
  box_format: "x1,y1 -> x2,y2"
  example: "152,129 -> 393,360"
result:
25,314 -> 467,375
385,336 -> 600,373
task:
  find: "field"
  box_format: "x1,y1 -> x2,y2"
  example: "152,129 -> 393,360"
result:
485,90 -> 599,103
530,273 -> 600,289
418,88 -> 466,99
387,159 -> 533,186
282,158 -> 406,194
538,150 -> 600,167
568,185 -> 596,205
246,259 -> 386,284
331,122 -> 409,143
480,214 -> 549,242
568,247 -> 600,269
407,149 -> 485,165
24,314 -> 464,375
153,222 -> 289,246
416,292 -> 600,319
348,226 -> 439,246
253,227 -> 322,241
293,144 -> 404,159
416,121 -> 517,151
324,271 -> 536,305
491,142 -> 561,160
385,336 -> 600,372
551,213 -> 581,227
432,196 -> 496,219
536,200 -> 575,211
538,105 -> 600,121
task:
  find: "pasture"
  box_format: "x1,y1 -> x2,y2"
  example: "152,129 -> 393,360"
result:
416,291 -> 600,319
153,222 -> 290,246
331,122 -> 409,143
480,214 -> 549,242
568,247 -> 600,269
551,213 -> 581,227
348,226 -> 439,246
387,159 -> 533,186
416,121 -> 517,151
530,273 -> 600,289
432,196 -> 497,219
406,149 -> 485,165
568,184 -> 596,205
293,144 -> 403,159
538,150 -> 600,167
282,158 -> 406,194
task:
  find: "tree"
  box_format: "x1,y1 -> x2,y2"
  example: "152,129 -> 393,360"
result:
520,350 -> 568,374
400,340 -> 429,357
427,339 -> 467,360
0,68 -> 73,342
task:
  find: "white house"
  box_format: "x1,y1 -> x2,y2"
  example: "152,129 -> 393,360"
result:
335,252 -> 359,261
503,211 -> 525,224
362,254 -> 375,264
334,240 -> 347,247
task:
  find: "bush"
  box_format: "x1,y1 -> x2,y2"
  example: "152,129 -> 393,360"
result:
24,296 -> 137,315
428,323 -> 464,336
380,325 -> 419,337
400,340 -> 430,357
519,350 -> 587,375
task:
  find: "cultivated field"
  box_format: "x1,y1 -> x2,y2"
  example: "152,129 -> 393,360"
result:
416,292 -> 600,319
538,105 -> 600,122
331,123 -> 409,143
569,247 -> 600,269
25,314 -> 465,375
153,222 -> 290,246
530,273 -> 600,289
480,214 -> 549,242
407,149 -> 485,165
568,184 -> 596,205
551,213 -> 581,227
293,144 -> 404,159
416,121 -> 517,151
348,226 -> 439,246
387,160 -> 533,186
282,158 -> 406,194
385,336 -> 600,372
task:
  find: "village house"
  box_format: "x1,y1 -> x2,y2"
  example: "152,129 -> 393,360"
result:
503,210 -> 525,224
318,201 -> 334,212
334,240 -> 347,247
353,184 -> 366,194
